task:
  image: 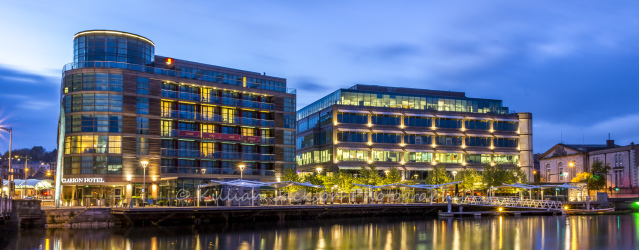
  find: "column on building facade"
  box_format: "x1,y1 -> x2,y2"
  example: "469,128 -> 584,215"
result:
517,112 -> 534,182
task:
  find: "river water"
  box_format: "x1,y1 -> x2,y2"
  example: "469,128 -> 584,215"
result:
3,214 -> 639,249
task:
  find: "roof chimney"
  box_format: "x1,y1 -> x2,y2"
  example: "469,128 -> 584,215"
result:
606,133 -> 614,148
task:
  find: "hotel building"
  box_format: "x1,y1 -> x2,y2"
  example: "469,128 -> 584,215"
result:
55,30 -> 296,206
296,85 -> 533,181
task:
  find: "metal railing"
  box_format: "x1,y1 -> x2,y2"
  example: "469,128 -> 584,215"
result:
63,61 -> 296,94
161,149 -> 274,161
463,196 -> 563,210
1,195 -> 12,218
160,111 -> 274,127
161,90 -> 276,110
160,166 -> 274,176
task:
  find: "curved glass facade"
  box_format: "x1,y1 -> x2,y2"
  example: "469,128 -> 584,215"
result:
74,30 -> 155,65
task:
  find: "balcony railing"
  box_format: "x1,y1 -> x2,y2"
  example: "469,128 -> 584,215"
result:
161,149 -> 275,161
63,61 -> 296,94
161,90 -> 276,110
161,111 -> 274,127
161,166 -> 275,176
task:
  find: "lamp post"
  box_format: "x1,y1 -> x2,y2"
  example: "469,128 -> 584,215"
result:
239,164 -> 245,180
316,167 -> 322,175
140,161 -> 148,207
451,171 -> 458,197
0,127 -> 11,195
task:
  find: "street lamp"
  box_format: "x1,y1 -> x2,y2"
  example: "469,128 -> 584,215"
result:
140,161 -> 148,207
451,171 -> 458,180
316,167 -> 322,175
201,168 -> 206,174
384,170 -> 390,176
239,164 -> 245,179
0,127 -> 11,191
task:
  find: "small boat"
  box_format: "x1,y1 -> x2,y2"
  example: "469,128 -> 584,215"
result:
563,208 -> 630,215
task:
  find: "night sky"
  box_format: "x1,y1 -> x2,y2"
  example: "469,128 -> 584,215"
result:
1,1 -> 638,154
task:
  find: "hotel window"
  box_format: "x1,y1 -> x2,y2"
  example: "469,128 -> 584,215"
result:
494,138 -> 518,147
137,117 -> 149,135
221,108 -> 238,123
82,73 -> 95,91
494,121 -> 518,131
65,115 -> 121,133
284,147 -> 295,162
320,149 -> 332,163
108,156 -> 122,174
261,129 -> 272,138
221,126 -> 240,135
338,132 -> 368,143
202,105 -> 216,121
371,115 -> 400,125
404,117 -> 432,127
283,130 -> 295,145
137,97 -> 149,114
201,88 -> 218,103
284,98 -> 296,112
372,151 -> 400,162
202,124 -> 215,133
242,127 -> 256,136
464,120 -> 490,130
372,133 -> 401,143
404,135 -> 432,145
161,120 -> 173,137
136,137 -> 148,155
136,77 -> 149,95
284,114 -> 296,129
406,152 -> 432,163
95,73 -> 108,91
201,142 -> 215,158
64,135 -> 121,154
337,149 -> 368,161
493,155 -> 519,164
179,122 -> 197,131
109,74 -> 123,92
435,118 -> 461,129
179,103 -> 196,120
465,154 -> 492,164
108,136 -> 122,154
465,137 -> 491,147
435,136 -> 463,146
161,101 -> 173,117
338,113 -> 368,124
436,153 -> 462,163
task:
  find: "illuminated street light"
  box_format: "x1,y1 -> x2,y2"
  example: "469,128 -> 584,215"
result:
141,161 -> 148,207
239,164 -> 246,179
316,167 -> 323,175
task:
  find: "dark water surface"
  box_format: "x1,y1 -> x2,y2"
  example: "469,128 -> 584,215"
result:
4,214 -> 639,249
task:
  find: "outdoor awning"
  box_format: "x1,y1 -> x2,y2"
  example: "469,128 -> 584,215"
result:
402,166 -> 432,170
404,130 -> 435,135
337,109 -> 370,114
493,117 -> 520,122
435,115 -> 463,119
403,148 -> 434,152
435,132 -> 464,136
372,147 -> 404,152
4,179 -> 53,190
464,116 -> 491,121
464,133 -> 492,137
372,128 -> 403,134
338,127 -> 370,132
337,146 -> 371,151
493,150 -> 519,155
464,150 -> 493,155
338,166 -> 365,170
494,134 -> 520,138
403,113 -> 434,117
435,148 -> 462,153
373,111 -> 402,116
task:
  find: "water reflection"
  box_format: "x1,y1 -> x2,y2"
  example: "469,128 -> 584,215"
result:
6,214 -> 639,249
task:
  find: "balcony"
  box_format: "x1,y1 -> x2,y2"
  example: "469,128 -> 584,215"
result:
161,148 -> 275,161
161,90 -> 276,110
161,111 -> 274,127
161,166 -> 274,176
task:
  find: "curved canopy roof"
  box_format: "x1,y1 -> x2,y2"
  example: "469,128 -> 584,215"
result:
3,179 -> 54,190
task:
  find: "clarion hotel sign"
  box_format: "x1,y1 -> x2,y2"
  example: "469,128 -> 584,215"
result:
61,178 -> 105,184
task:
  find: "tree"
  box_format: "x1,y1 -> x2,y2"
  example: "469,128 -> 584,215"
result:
589,160 -> 611,191
333,170 -> 355,192
280,167 -> 301,193
510,166 -> 528,184
382,167 -> 402,185
458,167 -> 482,195
571,172 -> 592,183
426,165 -> 452,185
356,164 -> 382,186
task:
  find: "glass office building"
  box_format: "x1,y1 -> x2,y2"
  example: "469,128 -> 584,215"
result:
296,85 -> 533,181
56,30 -> 296,206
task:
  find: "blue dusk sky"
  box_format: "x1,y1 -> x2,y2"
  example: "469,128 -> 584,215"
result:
1,1 -> 638,154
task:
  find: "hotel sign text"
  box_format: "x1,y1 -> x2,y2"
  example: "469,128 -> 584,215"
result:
61,178 -> 105,184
